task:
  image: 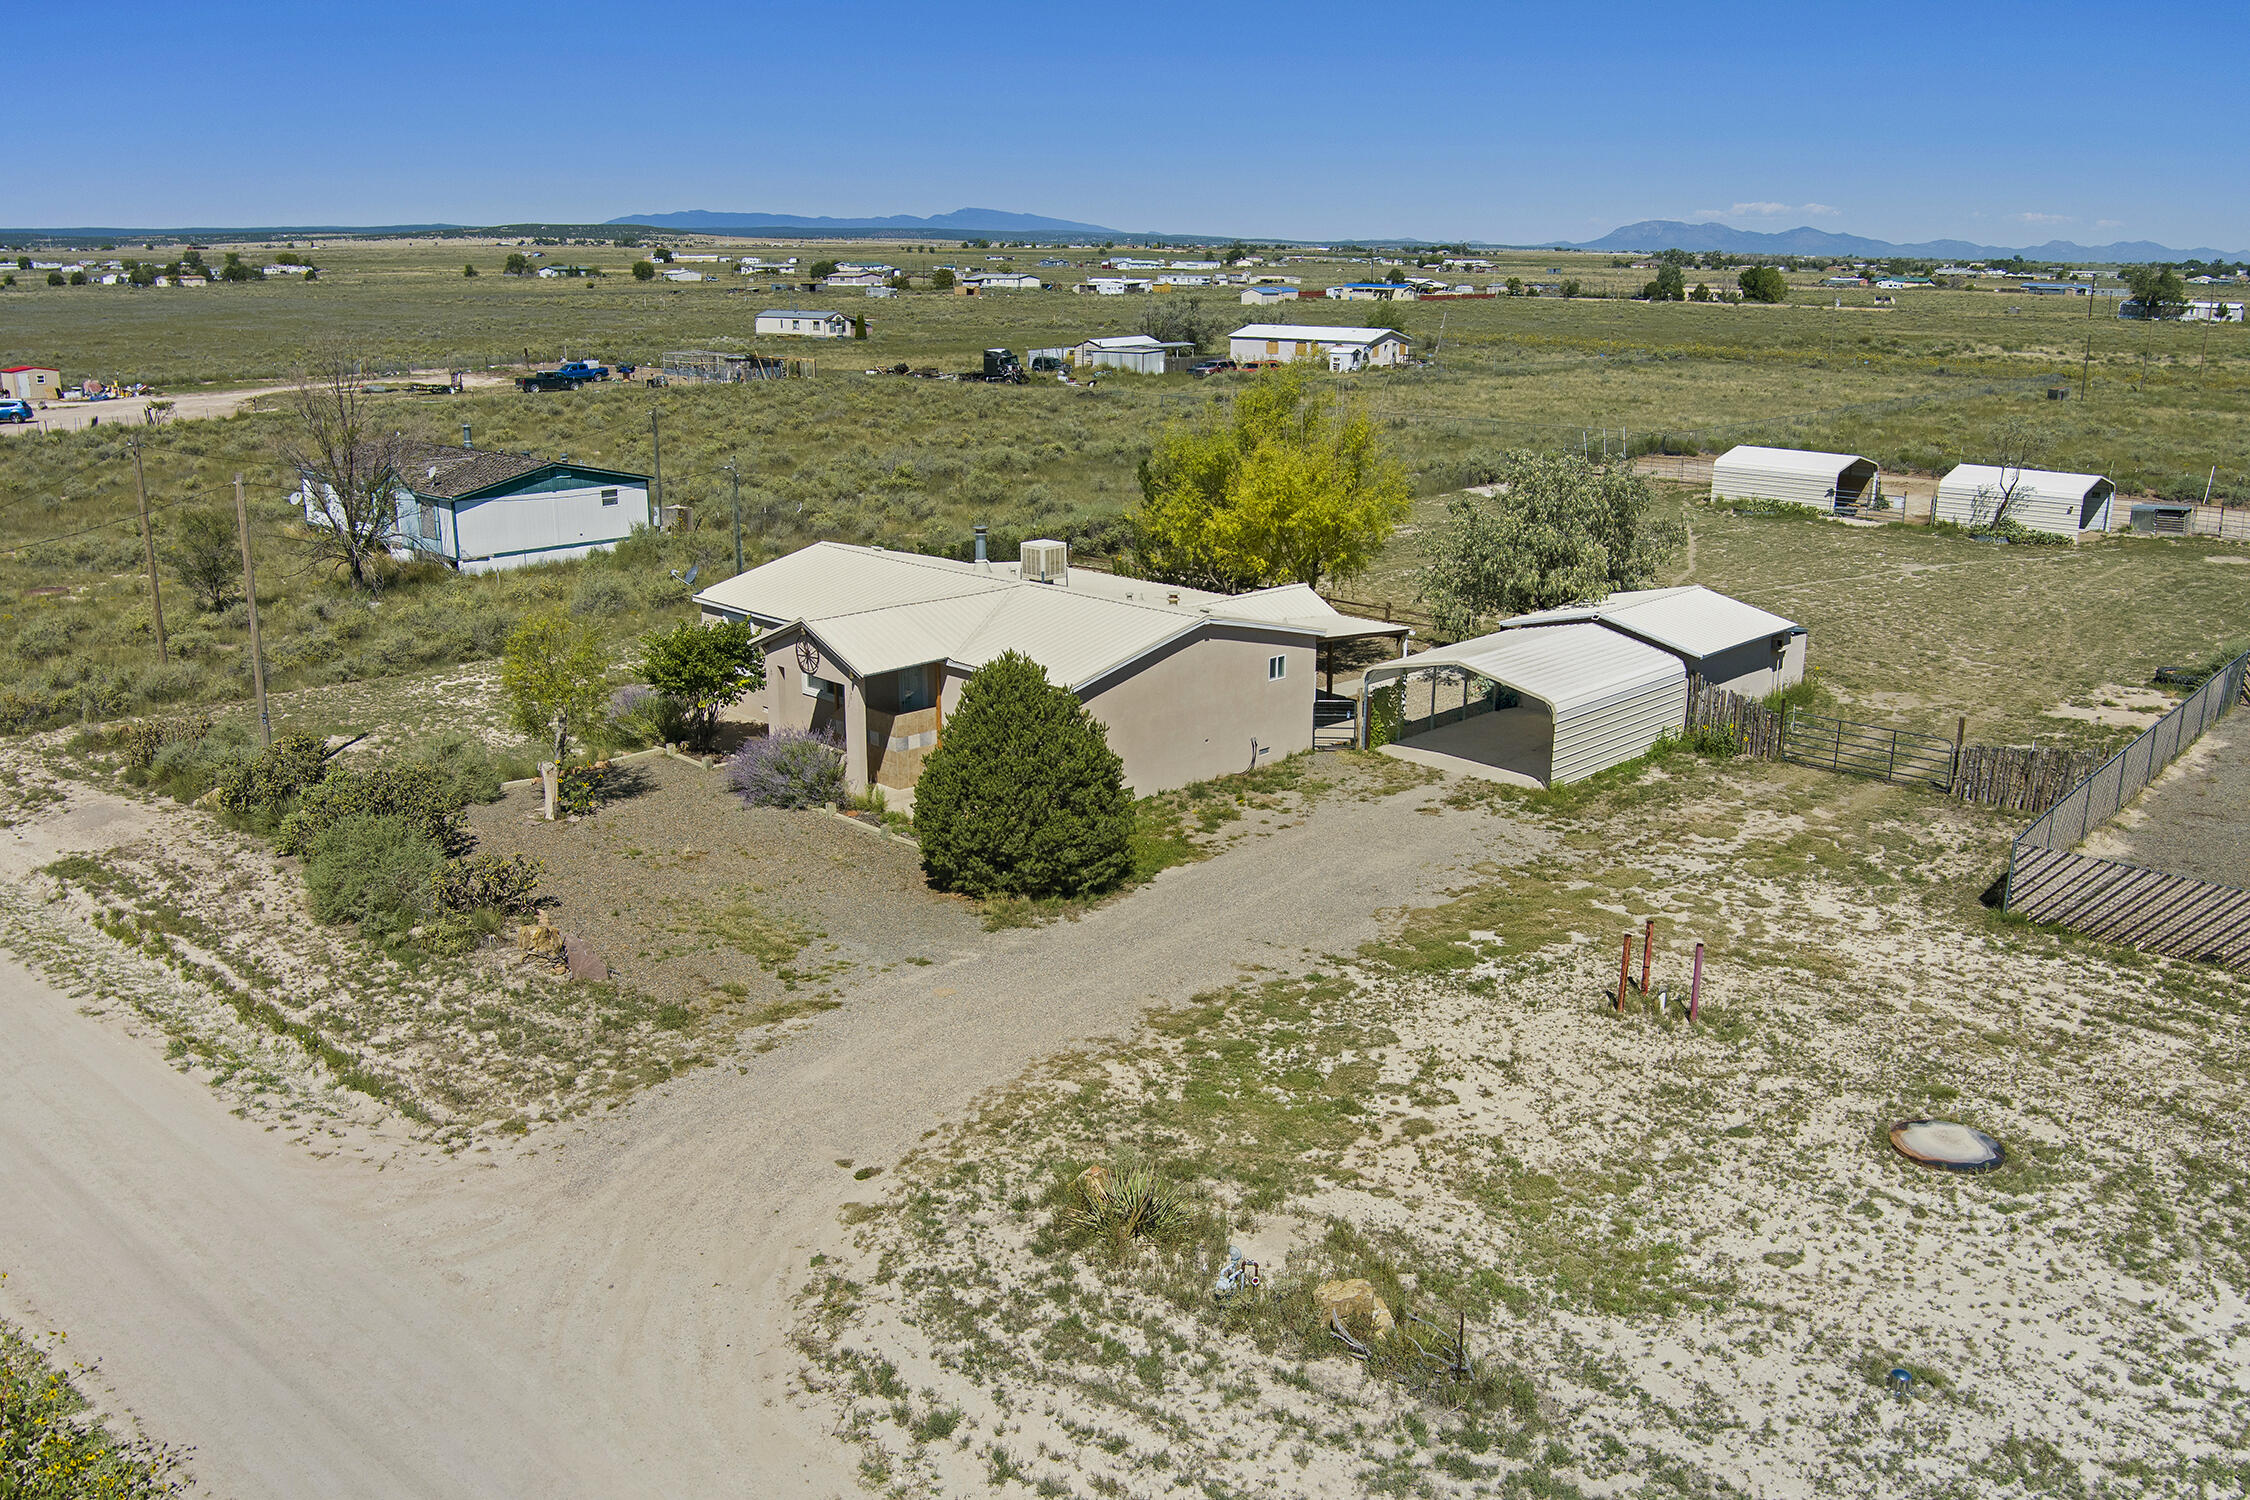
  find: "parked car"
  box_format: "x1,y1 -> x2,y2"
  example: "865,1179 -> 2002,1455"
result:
0,399 -> 33,423
1189,359 -> 1237,378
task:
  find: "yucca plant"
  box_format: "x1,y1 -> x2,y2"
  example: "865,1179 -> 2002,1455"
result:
1068,1158 -> 1189,1247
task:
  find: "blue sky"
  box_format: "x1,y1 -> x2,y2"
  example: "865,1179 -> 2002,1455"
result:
10,1 -> 2240,250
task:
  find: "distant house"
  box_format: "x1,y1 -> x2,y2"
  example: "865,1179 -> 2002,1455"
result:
661,268 -> 706,282
261,264 -> 312,277
1241,285 -> 1299,305
823,270 -> 890,289
2,365 -> 62,401
1934,465 -> 2115,539
296,444 -> 654,575
958,271 -> 1043,293
755,309 -> 851,338
1077,277 -> 1153,295
1325,283 -> 1415,302
1227,323 -> 1411,370
1071,334 -> 1192,374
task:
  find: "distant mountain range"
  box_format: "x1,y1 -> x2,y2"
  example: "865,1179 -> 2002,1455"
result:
610,207 -> 1128,238
1558,219 -> 2246,263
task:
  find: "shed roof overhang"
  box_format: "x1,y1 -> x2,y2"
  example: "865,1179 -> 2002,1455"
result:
1359,622 -> 1684,722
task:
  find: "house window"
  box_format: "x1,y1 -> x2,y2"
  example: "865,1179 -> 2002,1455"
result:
600,488 -> 619,506
418,505 -> 439,540
1268,655 -> 1286,680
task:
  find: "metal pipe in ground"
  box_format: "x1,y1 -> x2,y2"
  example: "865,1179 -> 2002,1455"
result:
1639,918 -> 1654,993
1616,935 -> 1633,1013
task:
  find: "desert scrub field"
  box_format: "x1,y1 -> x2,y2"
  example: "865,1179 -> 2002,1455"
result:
793,746 -> 2250,1500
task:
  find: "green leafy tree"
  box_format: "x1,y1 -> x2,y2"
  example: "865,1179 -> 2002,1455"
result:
2123,263 -> 2187,318
501,608 -> 612,763
1504,276 -> 1524,297
809,258 -> 840,280
46,271 -> 64,286
463,262 -> 479,278
503,252 -> 530,275
1738,266 -> 1789,303
218,252 -> 256,283
1133,364 -> 1410,591
914,651 -> 1133,899
852,311 -> 868,339
165,508 -> 240,611
1558,278 -> 1582,299
930,267 -> 955,291
68,270 -> 88,285
1642,264 -> 1686,301
638,619 -> 766,751
654,246 -> 673,263
1418,452 -> 1685,636
631,259 -> 656,281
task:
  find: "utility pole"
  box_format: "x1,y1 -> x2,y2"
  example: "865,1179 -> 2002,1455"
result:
2081,333 -> 2092,402
726,460 -> 743,575
649,408 -> 664,525
130,439 -> 168,663
234,474 -> 270,747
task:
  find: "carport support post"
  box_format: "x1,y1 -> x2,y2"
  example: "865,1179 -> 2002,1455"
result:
1616,935 -> 1632,1013
1689,943 -> 1704,1023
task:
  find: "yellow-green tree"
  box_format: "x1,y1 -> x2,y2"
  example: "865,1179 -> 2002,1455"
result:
1132,364 -> 1411,591
500,608 -> 611,763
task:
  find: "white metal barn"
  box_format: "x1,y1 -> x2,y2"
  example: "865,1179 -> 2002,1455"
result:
1358,622 -> 1688,786
1934,465 -> 2116,539
1228,324 -> 1411,367
1710,445 -> 1880,513
754,309 -> 851,338
1493,586 -> 1807,697
1071,335 -> 1190,374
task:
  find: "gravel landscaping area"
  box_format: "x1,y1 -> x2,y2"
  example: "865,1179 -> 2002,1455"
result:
2081,710 -> 2250,887
466,755 -> 986,1026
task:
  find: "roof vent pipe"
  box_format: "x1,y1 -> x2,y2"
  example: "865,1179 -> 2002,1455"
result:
461,423 -> 472,450
973,524 -> 988,565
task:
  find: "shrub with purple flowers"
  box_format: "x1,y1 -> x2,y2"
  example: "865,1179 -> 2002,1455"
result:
608,684 -> 686,748
726,728 -> 845,809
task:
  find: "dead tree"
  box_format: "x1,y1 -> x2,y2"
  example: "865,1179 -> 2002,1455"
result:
278,355 -> 411,590
1972,416 -> 2045,529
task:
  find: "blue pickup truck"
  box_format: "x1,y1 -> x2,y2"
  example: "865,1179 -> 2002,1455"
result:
517,360 -> 609,392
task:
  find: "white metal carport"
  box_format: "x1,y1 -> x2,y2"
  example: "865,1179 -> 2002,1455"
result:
1358,623 -> 1688,786
1710,445 -> 1879,512
1934,465 -> 2115,539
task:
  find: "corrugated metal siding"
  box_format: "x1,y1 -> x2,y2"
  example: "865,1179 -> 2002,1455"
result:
1934,466 -> 2110,538
1551,674 -> 1690,784
1710,446 -> 1870,511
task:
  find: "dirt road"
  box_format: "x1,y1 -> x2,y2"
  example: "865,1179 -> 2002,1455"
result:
0,372 -> 514,436
1,774 -> 1535,1497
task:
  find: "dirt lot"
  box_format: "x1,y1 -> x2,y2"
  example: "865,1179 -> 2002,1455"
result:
2081,709 -> 2250,886
467,756 -> 985,1018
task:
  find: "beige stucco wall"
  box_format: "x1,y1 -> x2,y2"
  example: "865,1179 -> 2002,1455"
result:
1081,625 -> 1315,794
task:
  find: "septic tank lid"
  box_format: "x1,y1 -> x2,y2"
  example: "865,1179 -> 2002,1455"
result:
1889,1118 -> 2004,1173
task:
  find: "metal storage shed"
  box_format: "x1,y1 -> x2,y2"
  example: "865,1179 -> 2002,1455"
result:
1489,586 -> 1806,698
1357,623 -> 1687,786
1710,445 -> 1879,513
1934,465 -> 2115,539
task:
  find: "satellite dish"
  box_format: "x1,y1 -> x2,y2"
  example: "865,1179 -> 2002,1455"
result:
683,563 -> 700,586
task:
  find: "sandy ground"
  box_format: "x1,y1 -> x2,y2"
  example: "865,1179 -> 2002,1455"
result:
1,371 -> 513,435
2080,709 -> 2250,885
0,767 -> 1527,1499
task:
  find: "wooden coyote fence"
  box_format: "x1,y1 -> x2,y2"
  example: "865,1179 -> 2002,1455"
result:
1948,744 -> 2103,813
1684,679 -> 1783,758
1999,649 -> 2250,967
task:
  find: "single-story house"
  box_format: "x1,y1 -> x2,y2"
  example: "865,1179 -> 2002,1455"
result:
1241,285 -> 1299,305
755,309 -> 851,337
1325,283 -> 1415,301
692,540 -> 1408,797
297,443 -> 653,575
1934,464 -> 2115,539
661,269 -> 707,282
1710,445 -> 1880,513
1357,585 -> 1804,786
960,271 -> 1043,292
1227,324 -> 1411,369
1071,335 -> 1193,375
823,271 -> 890,289
1077,277 -> 1154,295
2,365 -> 61,401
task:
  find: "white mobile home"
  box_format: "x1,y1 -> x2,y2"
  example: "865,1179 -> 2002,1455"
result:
1071,335 -> 1191,374
1710,445 -> 1880,513
1935,465 -> 2115,539
755,309 -> 851,338
1228,324 -> 1411,369
298,444 -> 653,576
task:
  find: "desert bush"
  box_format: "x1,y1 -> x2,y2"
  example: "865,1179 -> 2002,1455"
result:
302,814 -> 443,933
217,732 -> 331,821
726,728 -> 845,808
147,722 -> 259,802
431,851 -> 544,916
278,762 -> 470,856
569,571 -> 636,618
117,711 -> 215,772
608,684 -> 688,748
1066,1159 -> 1190,1247
914,651 -> 1133,899
409,730 -> 507,806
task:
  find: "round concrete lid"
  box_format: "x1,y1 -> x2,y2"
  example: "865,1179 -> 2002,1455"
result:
1889,1118 -> 2005,1173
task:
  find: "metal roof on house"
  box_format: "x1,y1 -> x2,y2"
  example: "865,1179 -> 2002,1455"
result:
1383,622 -> 1684,716
390,443 -> 649,500
1492,585 -> 1801,662
1229,323 -> 1406,344
692,542 -> 1400,689
756,309 -> 845,319
1078,335 -> 1174,351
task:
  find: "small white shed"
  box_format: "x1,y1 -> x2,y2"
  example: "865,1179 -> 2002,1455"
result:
1935,465 -> 2115,539
1710,445 -> 1880,512
1071,335 -> 1190,375
1359,622 -> 1687,786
